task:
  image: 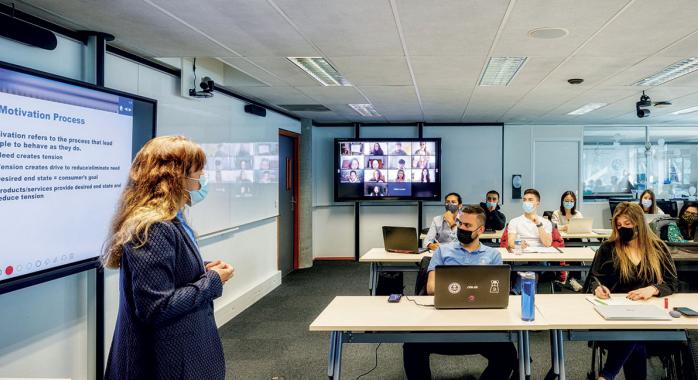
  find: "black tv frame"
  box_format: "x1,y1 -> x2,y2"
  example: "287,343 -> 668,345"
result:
334,137 -> 442,202
0,60 -> 157,295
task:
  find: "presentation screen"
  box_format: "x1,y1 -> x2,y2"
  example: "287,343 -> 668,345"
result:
334,138 -> 441,201
0,62 -> 155,290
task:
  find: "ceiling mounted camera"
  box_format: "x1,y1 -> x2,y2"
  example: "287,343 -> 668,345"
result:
188,58 -> 214,98
636,91 -> 651,118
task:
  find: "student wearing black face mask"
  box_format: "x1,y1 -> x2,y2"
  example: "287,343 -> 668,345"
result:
590,202 -> 678,380
404,205 -> 518,380
423,192 -> 462,250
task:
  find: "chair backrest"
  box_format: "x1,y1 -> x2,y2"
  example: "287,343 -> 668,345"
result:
543,210 -> 554,221
656,200 -> 679,217
414,256 -> 432,296
649,216 -> 678,241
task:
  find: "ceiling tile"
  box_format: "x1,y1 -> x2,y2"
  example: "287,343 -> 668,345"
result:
329,56 -> 412,86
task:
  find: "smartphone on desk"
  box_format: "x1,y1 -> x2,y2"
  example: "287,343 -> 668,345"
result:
388,294 -> 402,303
674,307 -> 698,317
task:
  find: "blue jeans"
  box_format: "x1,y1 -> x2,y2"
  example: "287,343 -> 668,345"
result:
599,342 -> 646,380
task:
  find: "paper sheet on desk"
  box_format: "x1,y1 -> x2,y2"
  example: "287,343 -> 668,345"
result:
586,296 -> 635,306
522,247 -> 560,253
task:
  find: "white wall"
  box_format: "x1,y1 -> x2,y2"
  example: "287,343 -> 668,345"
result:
0,33 -> 297,380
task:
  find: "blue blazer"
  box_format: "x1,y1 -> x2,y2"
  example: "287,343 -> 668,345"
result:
105,219 -> 225,380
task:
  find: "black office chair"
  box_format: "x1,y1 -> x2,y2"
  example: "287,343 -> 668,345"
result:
657,199 -> 679,217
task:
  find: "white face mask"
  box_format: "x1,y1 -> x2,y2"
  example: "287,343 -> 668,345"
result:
641,199 -> 653,209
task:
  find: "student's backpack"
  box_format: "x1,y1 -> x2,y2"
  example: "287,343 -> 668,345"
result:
375,271 -> 404,295
649,215 -> 678,241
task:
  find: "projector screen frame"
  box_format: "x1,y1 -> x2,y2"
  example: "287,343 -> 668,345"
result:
334,137 -> 442,202
0,60 -> 157,295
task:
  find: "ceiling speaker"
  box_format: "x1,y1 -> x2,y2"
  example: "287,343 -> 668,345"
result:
0,13 -> 57,50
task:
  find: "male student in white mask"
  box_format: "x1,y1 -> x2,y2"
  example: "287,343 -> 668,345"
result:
507,188 -> 553,249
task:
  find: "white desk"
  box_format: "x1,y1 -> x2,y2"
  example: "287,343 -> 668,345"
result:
310,295 -> 545,380
476,229 -> 612,242
360,247 -> 596,295
536,293 -> 698,380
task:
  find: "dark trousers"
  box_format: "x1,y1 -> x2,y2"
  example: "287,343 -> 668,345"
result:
403,341 -> 517,380
599,342 -> 647,380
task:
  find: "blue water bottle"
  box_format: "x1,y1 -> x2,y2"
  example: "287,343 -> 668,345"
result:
520,272 -> 536,321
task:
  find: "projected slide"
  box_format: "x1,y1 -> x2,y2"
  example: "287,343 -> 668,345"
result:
0,67 -> 133,281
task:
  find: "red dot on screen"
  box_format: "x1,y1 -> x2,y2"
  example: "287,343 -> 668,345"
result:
5,266 -> 13,275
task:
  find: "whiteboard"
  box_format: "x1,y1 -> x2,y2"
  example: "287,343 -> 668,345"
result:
150,86 -> 300,235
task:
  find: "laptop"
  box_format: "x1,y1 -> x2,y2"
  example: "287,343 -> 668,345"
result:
593,304 -> 671,321
382,226 -> 429,254
566,218 -> 593,234
434,265 -> 510,309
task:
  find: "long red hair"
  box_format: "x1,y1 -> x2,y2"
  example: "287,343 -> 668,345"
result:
102,136 -> 206,268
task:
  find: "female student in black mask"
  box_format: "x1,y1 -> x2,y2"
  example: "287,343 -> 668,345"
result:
590,202 -> 678,380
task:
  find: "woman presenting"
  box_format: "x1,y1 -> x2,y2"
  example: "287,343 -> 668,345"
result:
103,136 -> 234,380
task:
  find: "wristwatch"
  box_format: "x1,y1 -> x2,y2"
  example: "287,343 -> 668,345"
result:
536,222 -> 543,228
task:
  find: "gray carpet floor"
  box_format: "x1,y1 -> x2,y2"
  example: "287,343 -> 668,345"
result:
219,261 -> 672,380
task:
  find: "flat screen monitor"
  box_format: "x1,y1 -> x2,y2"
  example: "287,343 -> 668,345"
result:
0,61 -> 156,293
334,138 -> 441,201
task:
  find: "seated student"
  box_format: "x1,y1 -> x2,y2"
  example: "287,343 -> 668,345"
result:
551,190 -> 583,231
639,189 -> 664,214
404,205 -> 518,380
423,192 -> 461,250
590,202 -> 678,380
667,201 -> 698,242
507,188 -> 553,249
479,190 -> 506,230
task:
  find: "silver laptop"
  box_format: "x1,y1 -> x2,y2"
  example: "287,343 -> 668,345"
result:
434,265 -> 510,309
644,214 -> 662,224
593,304 -> 671,321
567,218 -> 593,234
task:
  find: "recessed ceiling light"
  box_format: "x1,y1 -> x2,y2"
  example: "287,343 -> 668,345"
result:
671,106 -> 698,115
287,57 -> 351,86
528,27 -> 569,40
349,104 -> 381,117
633,58 -> 698,86
479,57 -> 527,86
567,103 -> 607,115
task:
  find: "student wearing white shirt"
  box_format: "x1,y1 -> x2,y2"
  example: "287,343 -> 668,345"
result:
507,188 -> 553,249
551,190 -> 583,231
423,192 -> 461,250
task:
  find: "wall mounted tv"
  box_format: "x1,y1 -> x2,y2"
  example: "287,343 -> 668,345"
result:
334,138 -> 441,201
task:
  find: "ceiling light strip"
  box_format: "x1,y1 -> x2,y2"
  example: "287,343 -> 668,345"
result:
287,57 -> 350,86
567,102 -> 608,115
479,57 -> 528,86
634,58 -> 698,86
349,104 -> 381,117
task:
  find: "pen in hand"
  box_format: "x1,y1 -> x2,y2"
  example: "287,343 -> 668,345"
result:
592,276 -> 610,299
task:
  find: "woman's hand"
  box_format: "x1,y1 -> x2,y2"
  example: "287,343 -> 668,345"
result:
209,261 -> 234,283
560,225 -> 568,232
520,240 -> 529,250
627,286 -> 658,300
594,285 -> 610,299
427,242 -> 440,251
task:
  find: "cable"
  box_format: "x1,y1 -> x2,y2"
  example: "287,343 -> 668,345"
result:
404,296 -> 434,307
355,343 -> 381,380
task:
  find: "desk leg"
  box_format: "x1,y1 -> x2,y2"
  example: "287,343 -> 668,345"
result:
524,330 -> 531,379
557,330 -> 566,380
518,331 -> 525,380
550,330 -> 559,375
327,331 -> 336,378
333,331 -> 344,380
369,263 -> 376,296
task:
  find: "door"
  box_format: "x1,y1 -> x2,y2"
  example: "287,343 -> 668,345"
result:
278,131 -> 299,276
534,140 -> 580,213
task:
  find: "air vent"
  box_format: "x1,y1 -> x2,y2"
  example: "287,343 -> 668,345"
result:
278,104 -> 331,112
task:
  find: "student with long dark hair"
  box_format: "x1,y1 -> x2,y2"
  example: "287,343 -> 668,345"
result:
551,190 -> 583,231
667,201 -> 698,242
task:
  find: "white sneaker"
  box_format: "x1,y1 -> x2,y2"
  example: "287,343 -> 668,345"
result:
569,278 -> 583,292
